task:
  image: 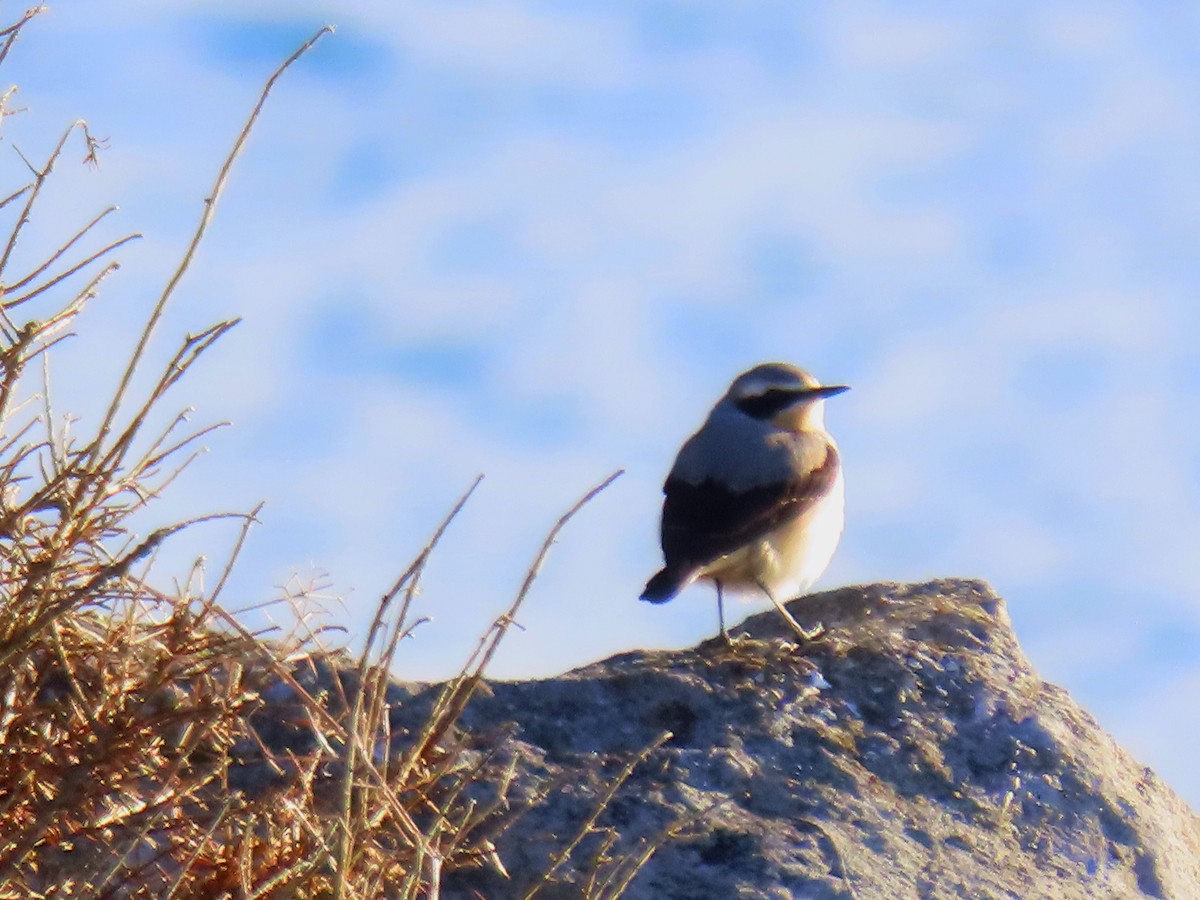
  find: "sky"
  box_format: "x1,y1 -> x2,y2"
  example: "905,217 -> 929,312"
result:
4,3 -> 1200,806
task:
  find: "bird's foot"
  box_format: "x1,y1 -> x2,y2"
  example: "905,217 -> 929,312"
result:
767,599 -> 825,643
757,581 -> 825,644
702,629 -> 754,654
777,624 -> 825,655
720,629 -> 752,647
793,621 -> 826,642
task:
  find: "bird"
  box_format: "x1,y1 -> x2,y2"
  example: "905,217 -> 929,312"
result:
640,362 -> 849,642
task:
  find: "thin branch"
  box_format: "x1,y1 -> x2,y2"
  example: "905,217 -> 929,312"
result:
6,204 -> 122,291
92,319 -> 240,481
37,261 -> 123,336
522,731 -> 671,900
0,6 -> 45,68
365,475 -> 484,659
0,6 -> 45,41
0,512 -> 246,672
331,475 -> 483,900
138,419 -> 228,475
401,469 -> 624,784
0,182 -> 31,210
198,502 -> 263,615
90,25 -> 334,464
474,469 -> 624,679
3,232 -> 141,309
0,319 -> 34,421
0,121 -> 88,280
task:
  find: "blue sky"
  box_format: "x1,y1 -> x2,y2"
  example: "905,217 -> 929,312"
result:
7,3 -> 1200,805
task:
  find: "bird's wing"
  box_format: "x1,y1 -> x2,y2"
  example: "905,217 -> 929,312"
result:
660,440 -> 839,572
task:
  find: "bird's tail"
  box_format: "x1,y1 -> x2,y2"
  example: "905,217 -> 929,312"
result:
640,568 -> 690,604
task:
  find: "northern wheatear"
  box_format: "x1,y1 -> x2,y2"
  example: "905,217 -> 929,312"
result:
640,363 -> 849,642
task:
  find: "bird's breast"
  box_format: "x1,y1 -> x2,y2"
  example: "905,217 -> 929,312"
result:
700,468 -> 845,599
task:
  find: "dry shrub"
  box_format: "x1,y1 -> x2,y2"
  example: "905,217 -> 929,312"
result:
0,15 -> 653,898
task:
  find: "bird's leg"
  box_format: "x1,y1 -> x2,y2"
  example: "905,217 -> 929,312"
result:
715,579 -> 731,644
757,580 -> 824,641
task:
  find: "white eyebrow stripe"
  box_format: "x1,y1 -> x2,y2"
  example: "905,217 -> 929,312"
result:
734,376 -> 805,398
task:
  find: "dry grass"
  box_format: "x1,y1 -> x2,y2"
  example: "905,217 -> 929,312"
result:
0,15 -> 656,899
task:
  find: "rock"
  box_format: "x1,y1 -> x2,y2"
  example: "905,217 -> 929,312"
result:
386,578 -> 1200,899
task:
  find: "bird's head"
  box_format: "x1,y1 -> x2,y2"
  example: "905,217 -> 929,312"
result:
725,362 -> 849,432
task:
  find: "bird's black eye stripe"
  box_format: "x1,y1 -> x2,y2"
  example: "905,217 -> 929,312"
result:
735,388 -> 802,419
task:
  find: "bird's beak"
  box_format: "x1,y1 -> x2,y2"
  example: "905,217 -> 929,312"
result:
805,384 -> 850,400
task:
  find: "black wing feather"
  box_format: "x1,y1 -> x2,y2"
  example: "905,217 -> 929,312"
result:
660,443 -> 839,572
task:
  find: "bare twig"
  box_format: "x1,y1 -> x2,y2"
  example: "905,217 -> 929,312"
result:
522,731 -> 670,900
331,476 -> 482,900
400,469 -> 624,788
90,25 -> 334,463
0,120 -> 92,281
0,6 -> 45,68
5,204 -> 122,291
3,231 -> 141,309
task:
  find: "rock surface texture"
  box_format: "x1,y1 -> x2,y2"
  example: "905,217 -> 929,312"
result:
393,579 -> 1200,899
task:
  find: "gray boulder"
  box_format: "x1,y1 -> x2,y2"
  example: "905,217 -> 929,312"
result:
418,578 -> 1200,899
